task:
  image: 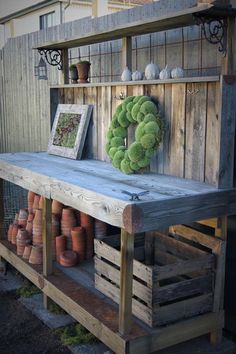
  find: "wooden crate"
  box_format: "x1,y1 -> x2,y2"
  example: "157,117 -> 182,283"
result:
94,226 -> 225,327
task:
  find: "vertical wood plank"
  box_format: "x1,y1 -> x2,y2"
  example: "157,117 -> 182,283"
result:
50,88 -> 59,129
122,37 -> 132,72
83,86 -> 98,159
185,82 -> 207,181
42,197 -> 52,277
100,86 -> 112,162
205,82 -> 220,186
74,87 -> 84,105
169,83 -> 186,177
217,76 -> 236,188
64,87 -> 74,104
221,17 -> 234,75
147,84 -> 165,173
119,229 -> 134,335
61,49 -> 69,84
0,179 -> 4,240
210,216 -> 227,344
163,84 -> 172,175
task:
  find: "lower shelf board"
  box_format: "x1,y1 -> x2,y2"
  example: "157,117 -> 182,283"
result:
0,240 -> 224,354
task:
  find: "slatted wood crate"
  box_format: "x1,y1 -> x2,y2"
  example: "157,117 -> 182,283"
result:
94,225 -> 225,327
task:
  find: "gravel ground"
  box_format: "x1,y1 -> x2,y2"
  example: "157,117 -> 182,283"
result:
0,289 -> 72,354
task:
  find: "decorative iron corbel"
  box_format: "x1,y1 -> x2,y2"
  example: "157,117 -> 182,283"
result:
194,15 -> 227,56
38,49 -> 62,70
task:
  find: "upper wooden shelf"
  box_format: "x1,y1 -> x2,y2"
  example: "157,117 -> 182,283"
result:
35,3 -> 236,50
0,152 -> 236,233
50,76 -> 220,88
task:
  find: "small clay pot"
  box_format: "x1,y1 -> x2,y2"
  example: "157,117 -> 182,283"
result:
39,195 -> 44,209
26,220 -> 33,236
22,244 -> 32,260
59,250 -> 78,267
71,226 -> 86,262
76,62 -> 91,83
80,212 -> 94,259
32,195 -> 40,212
16,229 -> 31,256
52,200 -> 63,216
18,208 -> 28,220
8,224 -> 13,242
55,235 -> 67,262
33,208 -> 42,225
29,245 -> 43,265
28,191 -> 35,213
11,224 -> 21,245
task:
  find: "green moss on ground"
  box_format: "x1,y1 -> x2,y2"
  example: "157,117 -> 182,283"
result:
16,284 -> 41,298
56,323 -> 99,346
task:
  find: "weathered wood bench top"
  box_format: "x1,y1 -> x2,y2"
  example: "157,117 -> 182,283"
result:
0,151 -> 236,233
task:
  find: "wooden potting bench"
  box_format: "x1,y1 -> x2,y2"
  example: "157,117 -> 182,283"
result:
1,1 -> 236,353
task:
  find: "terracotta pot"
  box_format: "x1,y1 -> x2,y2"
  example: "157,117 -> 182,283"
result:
27,213 -> 35,222
26,220 -> 33,236
32,195 -> 40,212
29,245 -> 43,265
39,195 -> 44,209
61,208 -> 77,239
75,210 -> 81,225
76,62 -> 90,83
32,234 -> 42,246
52,200 -> 63,216
14,213 -> 19,225
18,208 -> 28,220
55,235 -> 67,262
59,250 -> 78,267
80,212 -> 94,259
18,219 -> 27,228
94,219 -> 108,240
27,191 -> 35,213
7,224 -> 13,242
69,66 -> 78,83
22,244 -> 32,260
71,226 -> 86,262
16,229 -> 31,256
52,213 -> 60,236
33,209 -> 42,226
11,224 -> 21,245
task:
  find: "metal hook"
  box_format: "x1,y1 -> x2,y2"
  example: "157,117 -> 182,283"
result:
113,92 -> 126,100
121,190 -> 149,201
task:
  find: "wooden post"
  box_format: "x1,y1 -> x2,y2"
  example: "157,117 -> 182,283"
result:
221,17 -> 234,75
42,197 -> 52,309
60,48 -> 69,85
122,36 -> 132,71
119,228 -> 134,335
0,179 -> 4,241
210,216 -> 227,344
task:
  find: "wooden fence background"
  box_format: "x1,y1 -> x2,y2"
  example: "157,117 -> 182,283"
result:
0,0 -> 235,154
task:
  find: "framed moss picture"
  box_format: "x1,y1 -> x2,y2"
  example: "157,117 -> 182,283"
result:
47,104 -> 93,159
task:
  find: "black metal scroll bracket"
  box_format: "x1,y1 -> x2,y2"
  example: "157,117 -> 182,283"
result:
38,49 -> 62,70
194,15 -> 227,56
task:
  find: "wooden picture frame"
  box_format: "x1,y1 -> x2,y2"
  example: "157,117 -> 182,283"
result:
47,104 -> 93,159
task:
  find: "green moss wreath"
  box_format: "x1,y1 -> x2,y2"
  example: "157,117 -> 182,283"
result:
106,95 -> 164,174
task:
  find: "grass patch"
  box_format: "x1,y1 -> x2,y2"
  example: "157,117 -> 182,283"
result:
48,300 -> 66,315
16,284 -> 41,297
56,323 -> 99,346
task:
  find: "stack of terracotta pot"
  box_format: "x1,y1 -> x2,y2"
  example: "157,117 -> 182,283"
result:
16,228 -> 31,256
71,226 -> 86,262
61,208 -> 77,250
32,208 -> 43,246
7,190 -> 110,268
80,212 -> 94,259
